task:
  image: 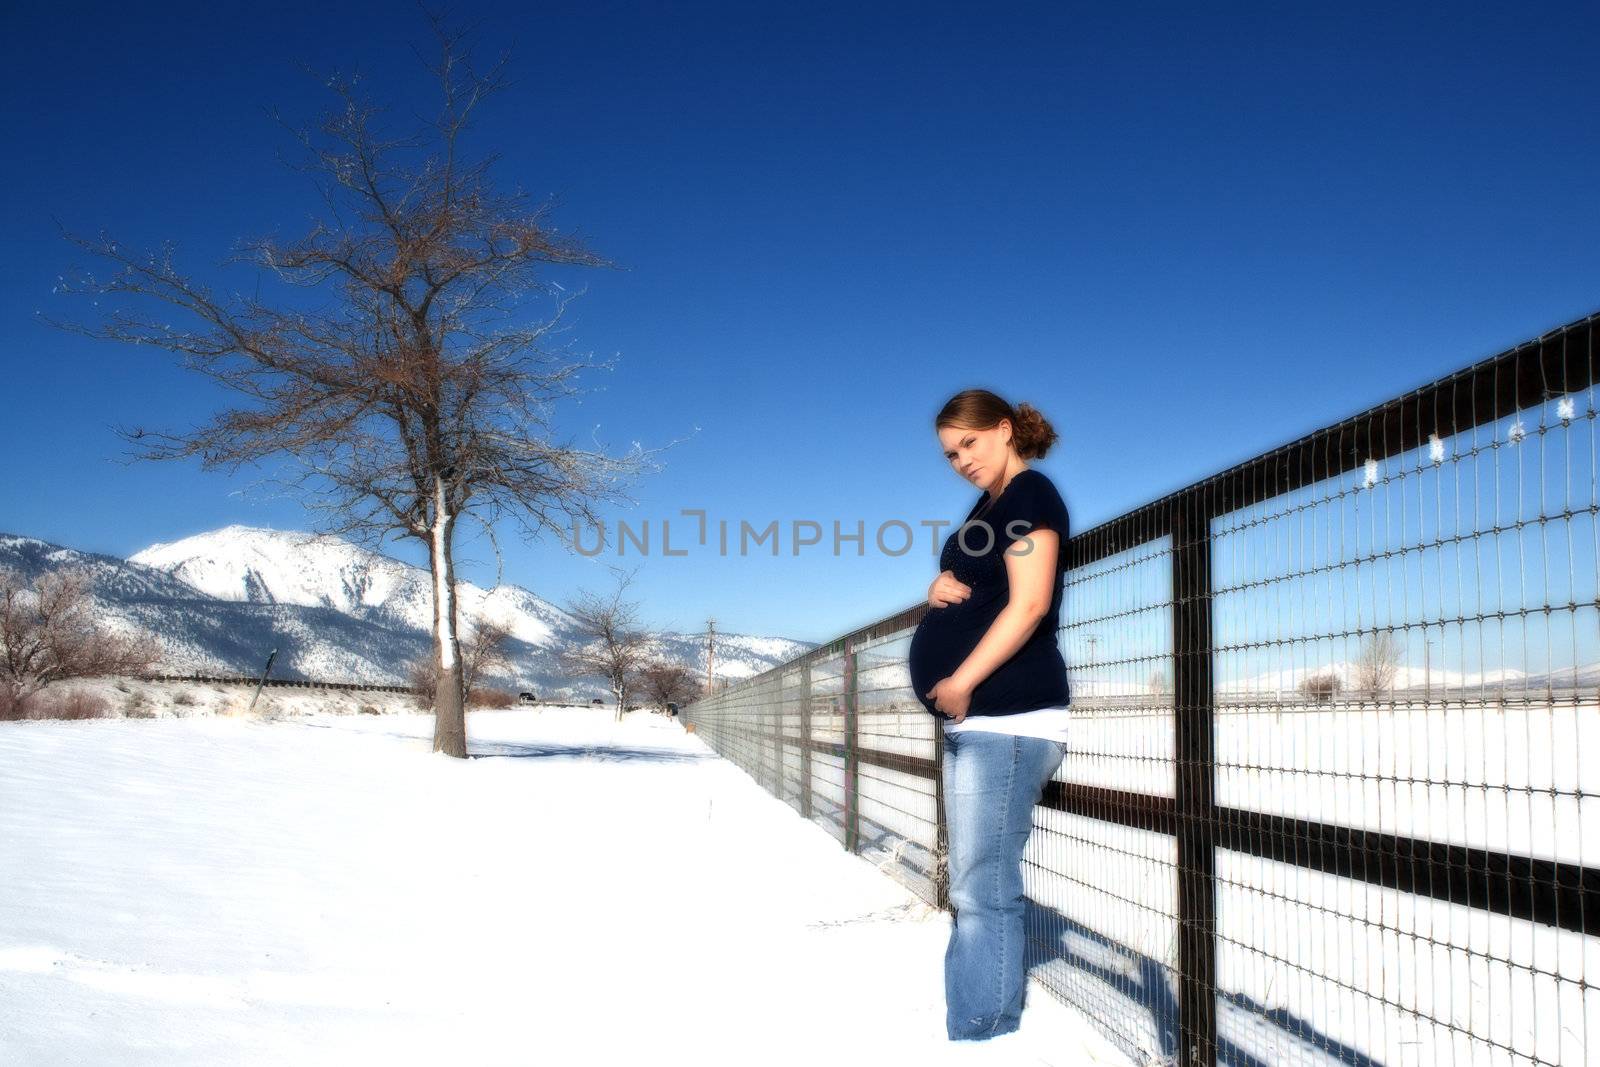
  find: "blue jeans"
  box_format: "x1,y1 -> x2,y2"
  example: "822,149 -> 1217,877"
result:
941,728 -> 1065,1041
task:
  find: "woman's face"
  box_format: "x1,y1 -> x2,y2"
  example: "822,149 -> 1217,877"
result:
938,420 -> 1012,494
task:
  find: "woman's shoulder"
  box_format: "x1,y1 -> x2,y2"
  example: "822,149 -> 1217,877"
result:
1004,468 -> 1069,528
1016,467 -> 1052,486
1014,467 -> 1065,502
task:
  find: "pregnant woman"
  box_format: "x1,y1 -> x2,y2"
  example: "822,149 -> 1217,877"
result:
906,388 -> 1071,1043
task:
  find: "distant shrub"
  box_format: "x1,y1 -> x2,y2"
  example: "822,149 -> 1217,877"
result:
172,689 -> 198,707
0,567 -> 160,703
359,703 -> 382,715
0,687 -> 113,721
468,687 -> 515,709
0,682 -> 28,721
408,659 -> 436,709
36,689 -> 112,720
1299,672 -> 1342,704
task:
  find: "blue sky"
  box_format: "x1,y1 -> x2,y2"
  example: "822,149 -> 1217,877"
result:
2,1 -> 1598,645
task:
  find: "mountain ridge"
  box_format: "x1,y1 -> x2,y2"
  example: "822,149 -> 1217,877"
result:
2,527 -> 814,698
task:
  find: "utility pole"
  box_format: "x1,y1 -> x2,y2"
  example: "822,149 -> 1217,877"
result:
248,648 -> 278,714
705,617 -> 717,695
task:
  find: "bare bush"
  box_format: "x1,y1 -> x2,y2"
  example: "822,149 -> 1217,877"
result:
0,682 -> 27,721
637,660 -> 700,712
0,567 -> 161,702
462,617 -> 513,694
1299,671 -> 1342,704
467,687 -> 516,709
409,615 -> 514,709
408,657 -> 439,710
31,689 -> 113,721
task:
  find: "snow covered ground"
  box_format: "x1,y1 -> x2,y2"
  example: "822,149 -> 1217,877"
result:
0,707 -> 1137,1066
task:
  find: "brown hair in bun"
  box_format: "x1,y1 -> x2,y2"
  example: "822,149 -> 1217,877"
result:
935,389 -> 1058,460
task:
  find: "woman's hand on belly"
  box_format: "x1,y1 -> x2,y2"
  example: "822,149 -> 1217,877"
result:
927,569 -> 972,609
924,675 -> 974,722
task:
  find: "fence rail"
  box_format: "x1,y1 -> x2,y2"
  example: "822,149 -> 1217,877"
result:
684,309 -> 1600,1067
137,673 -> 420,695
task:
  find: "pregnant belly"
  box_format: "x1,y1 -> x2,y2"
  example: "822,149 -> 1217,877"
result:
908,605 -> 991,701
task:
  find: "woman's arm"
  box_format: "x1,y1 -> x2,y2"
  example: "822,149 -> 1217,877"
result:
924,527 -> 1060,719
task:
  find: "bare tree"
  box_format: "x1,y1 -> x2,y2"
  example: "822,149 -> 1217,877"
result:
1298,670 -> 1342,705
0,568 -> 160,708
1354,630 -> 1402,700
51,16 -> 664,756
462,616 -> 513,695
407,656 -> 440,710
407,613 -> 513,708
638,659 -> 701,712
558,567 -> 654,722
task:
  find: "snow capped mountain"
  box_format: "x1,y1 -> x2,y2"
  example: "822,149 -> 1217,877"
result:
130,525 -> 566,650
0,533 -> 430,683
5,527 -> 814,697
132,525 -> 419,616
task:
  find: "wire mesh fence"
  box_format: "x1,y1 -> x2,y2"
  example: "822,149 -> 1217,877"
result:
683,310 -> 1600,1067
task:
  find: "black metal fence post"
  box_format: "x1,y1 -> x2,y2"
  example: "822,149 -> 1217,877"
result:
1172,494 -> 1218,1067
933,720 -> 949,910
844,637 -> 860,853
772,675 -> 784,803
799,661 -> 813,819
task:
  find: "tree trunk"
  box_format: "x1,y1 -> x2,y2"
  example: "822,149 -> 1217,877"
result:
429,476 -> 467,758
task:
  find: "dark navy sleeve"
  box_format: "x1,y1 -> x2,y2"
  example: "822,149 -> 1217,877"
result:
1001,472 -> 1069,542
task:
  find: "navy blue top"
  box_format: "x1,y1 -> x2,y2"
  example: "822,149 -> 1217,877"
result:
907,467 -> 1071,718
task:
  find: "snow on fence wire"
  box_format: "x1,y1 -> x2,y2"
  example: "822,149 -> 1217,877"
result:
137,673 -> 421,695
683,309 -> 1600,1067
